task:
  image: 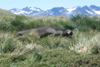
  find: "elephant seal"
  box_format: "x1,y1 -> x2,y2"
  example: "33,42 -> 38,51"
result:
17,27 -> 73,38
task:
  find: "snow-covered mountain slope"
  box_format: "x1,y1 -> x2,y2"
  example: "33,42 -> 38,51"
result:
10,7 -> 44,16
9,5 -> 100,17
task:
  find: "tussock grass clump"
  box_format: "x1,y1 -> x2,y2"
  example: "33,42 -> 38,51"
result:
37,36 -> 71,49
70,31 -> 100,54
17,31 -> 40,44
71,15 -> 100,31
0,32 -> 18,53
91,45 -> 99,54
9,15 -> 27,31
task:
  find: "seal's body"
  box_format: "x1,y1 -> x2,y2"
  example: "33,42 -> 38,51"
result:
17,27 -> 73,38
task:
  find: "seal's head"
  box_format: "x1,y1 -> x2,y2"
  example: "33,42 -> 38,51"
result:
63,29 -> 73,38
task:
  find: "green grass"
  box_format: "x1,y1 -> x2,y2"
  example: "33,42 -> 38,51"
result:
0,14 -> 100,67
71,15 -> 100,31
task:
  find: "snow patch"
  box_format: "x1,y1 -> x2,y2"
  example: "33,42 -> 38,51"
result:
29,7 -> 40,11
67,7 -> 77,13
50,13 -> 53,15
93,10 -> 100,14
86,10 -> 93,14
13,10 -> 32,15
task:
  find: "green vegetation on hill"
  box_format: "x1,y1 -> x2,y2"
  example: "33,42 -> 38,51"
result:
0,14 -> 100,67
0,8 -> 15,17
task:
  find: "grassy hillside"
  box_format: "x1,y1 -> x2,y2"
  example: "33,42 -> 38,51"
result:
0,14 -> 100,67
0,8 -> 15,17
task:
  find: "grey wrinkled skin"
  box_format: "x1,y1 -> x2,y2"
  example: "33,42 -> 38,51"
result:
17,27 -> 73,38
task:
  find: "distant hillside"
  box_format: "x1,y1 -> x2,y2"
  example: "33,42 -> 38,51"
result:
0,8 -> 15,17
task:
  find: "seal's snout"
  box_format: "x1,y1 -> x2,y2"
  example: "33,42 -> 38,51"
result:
65,29 -> 73,38
17,32 -> 23,36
